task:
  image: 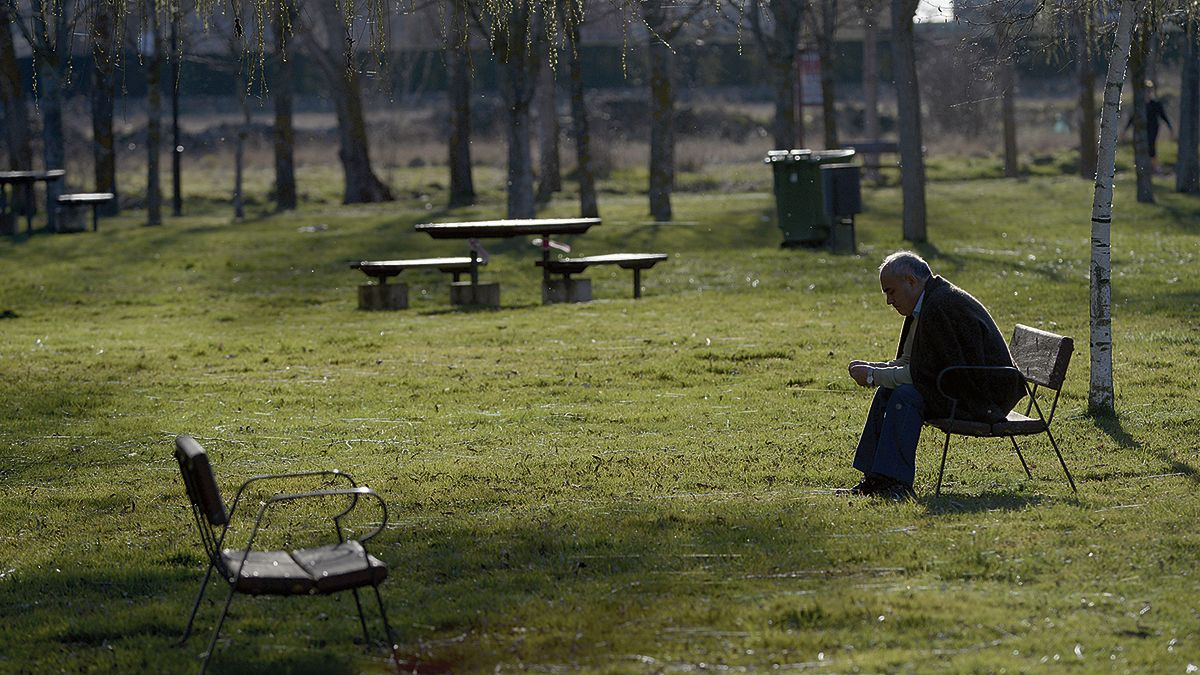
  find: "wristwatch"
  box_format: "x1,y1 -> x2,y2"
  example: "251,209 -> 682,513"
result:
866,368 -> 875,386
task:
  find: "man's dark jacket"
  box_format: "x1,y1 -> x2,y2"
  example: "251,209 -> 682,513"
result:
897,275 -> 1025,421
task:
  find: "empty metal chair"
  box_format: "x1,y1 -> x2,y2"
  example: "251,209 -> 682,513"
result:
173,434 -> 398,673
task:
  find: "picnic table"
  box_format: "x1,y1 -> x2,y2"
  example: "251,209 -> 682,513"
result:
415,218 -> 600,306
0,170 -> 65,235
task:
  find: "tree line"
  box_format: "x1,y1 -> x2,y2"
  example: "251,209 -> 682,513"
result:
4,0 -> 1200,416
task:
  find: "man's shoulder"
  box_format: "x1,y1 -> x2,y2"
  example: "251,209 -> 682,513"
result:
923,276 -> 990,317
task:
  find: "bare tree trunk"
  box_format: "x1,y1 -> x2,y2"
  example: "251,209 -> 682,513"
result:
497,5 -> 539,219
890,0 -> 926,242
32,1 -> 68,232
303,1 -> 392,204
862,6 -> 881,181
502,60 -> 537,218
234,60 -> 248,219
170,11 -> 182,216
1000,55 -> 1019,177
646,0 -> 674,222
0,1 -> 33,224
535,47 -> 562,204
1089,0 -> 1143,417
817,0 -> 839,149
566,14 -> 597,218
1077,18 -> 1098,180
1129,27 -> 1154,203
1177,19 -> 1199,193
146,2 -> 163,226
91,0 -> 118,216
770,58 -> 797,149
447,0 -> 475,208
271,0 -> 297,210
794,51 -> 805,146
748,0 -> 803,150
332,69 -> 394,204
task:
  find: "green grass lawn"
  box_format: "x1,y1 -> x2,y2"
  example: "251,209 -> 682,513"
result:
1,166 -> 1198,673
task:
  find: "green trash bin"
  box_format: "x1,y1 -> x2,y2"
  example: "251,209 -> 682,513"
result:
764,148 -> 855,247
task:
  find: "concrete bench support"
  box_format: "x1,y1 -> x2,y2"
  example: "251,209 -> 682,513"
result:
450,281 -> 500,308
351,257 -> 480,310
55,192 -> 115,233
543,277 -> 592,304
538,253 -> 668,304
358,282 -> 409,310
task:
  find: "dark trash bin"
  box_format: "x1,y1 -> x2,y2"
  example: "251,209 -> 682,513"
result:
820,163 -> 862,254
764,148 -> 855,247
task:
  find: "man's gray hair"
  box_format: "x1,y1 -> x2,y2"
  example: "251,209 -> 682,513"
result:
879,251 -> 932,280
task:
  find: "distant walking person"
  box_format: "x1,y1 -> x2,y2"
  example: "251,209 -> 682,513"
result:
844,252 -> 1024,499
1126,80 -> 1174,175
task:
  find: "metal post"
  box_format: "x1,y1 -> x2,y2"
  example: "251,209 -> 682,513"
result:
171,12 -> 182,217
541,236 -> 551,292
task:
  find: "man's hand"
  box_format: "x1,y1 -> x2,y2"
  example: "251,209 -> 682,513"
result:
848,362 -> 873,387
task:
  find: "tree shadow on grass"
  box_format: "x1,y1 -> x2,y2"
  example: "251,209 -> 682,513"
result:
6,497 -> 839,673
1092,412 -> 1142,450
1093,411 -> 1200,486
1,564 -> 440,674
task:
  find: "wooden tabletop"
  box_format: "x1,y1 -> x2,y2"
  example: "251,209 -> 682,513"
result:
415,218 -> 600,239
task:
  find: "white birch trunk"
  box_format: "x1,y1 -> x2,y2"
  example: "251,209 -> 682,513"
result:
1089,0 -> 1143,416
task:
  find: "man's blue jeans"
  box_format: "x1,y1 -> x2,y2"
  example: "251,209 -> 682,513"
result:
853,385 -> 925,487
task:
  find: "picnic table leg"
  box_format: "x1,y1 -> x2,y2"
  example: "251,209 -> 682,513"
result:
633,268 -> 642,299
470,249 -> 479,288
541,240 -> 551,293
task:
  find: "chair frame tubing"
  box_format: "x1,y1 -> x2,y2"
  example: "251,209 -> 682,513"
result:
932,366 -> 1076,496
176,455 -> 399,674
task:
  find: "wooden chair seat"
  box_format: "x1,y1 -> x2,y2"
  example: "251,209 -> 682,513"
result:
220,550 -> 315,595
927,410 -> 1048,438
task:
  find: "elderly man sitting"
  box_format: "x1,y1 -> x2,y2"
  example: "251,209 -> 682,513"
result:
846,251 -> 1024,499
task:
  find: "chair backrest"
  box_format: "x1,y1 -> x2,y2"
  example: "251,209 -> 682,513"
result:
1010,324 -> 1073,390
174,435 -> 228,526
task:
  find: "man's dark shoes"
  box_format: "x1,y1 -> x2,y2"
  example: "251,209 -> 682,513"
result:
847,473 -> 914,500
873,477 -> 916,501
848,474 -> 884,495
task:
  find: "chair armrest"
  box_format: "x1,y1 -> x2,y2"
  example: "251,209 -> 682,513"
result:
227,470 -> 357,521
237,487 -> 389,564
934,365 -> 1028,417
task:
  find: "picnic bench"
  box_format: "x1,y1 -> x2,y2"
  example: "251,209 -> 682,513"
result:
536,252 -> 669,303
56,192 -> 116,233
0,169 -> 65,235
842,141 -> 899,177
415,218 -> 601,308
350,257 -> 481,310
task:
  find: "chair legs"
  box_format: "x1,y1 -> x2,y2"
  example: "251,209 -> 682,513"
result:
1009,437 -> 1033,478
179,563 -> 217,644
935,432 -> 951,496
1045,427 -> 1078,492
189,585 -> 399,674
352,588 -> 371,645
373,585 -> 403,674
934,430 -> 1076,495
200,586 -> 238,674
